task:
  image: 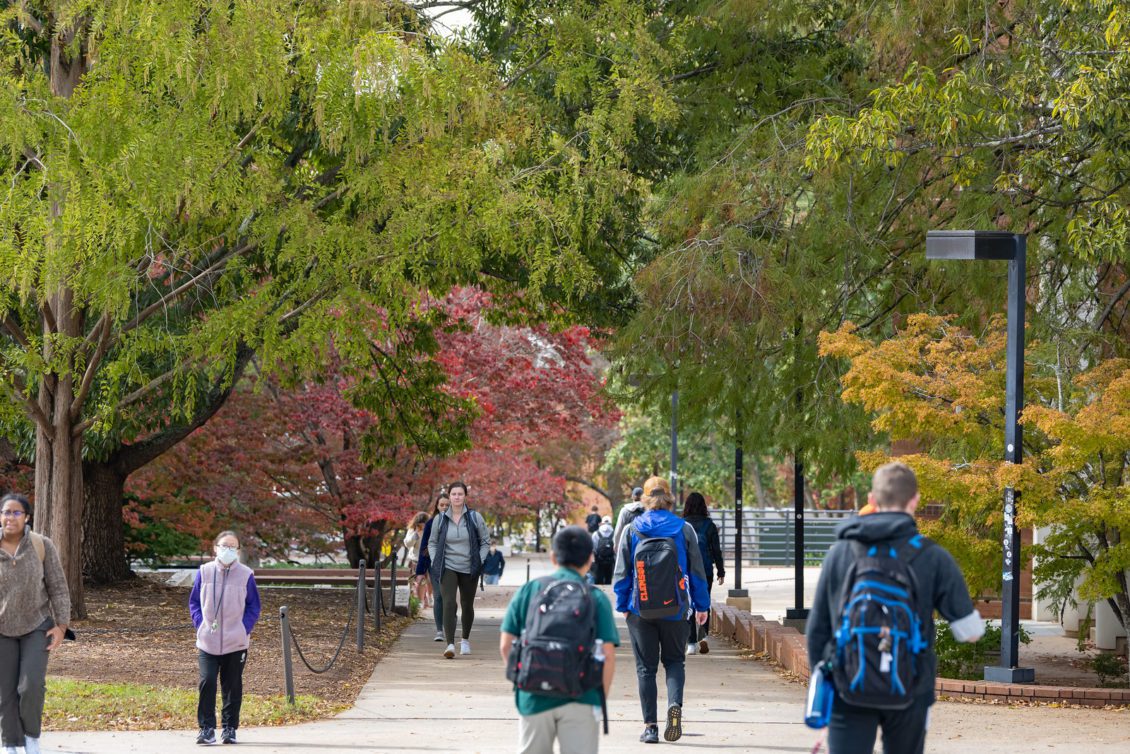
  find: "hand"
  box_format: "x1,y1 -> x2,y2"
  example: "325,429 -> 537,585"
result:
717,575 -> 725,586
45,625 -> 65,651
695,611 -> 709,626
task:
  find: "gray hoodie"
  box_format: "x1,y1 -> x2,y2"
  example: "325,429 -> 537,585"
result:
612,501 -> 644,548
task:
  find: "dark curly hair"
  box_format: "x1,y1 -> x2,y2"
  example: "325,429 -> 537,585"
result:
682,491 -> 708,518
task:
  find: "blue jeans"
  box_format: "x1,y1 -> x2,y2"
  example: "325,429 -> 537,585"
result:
483,574 -> 500,585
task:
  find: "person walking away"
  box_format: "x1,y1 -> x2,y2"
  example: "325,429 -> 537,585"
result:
590,516 -> 616,586
807,462 -> 985,754
482,545 -> 506,585
612,485 -> 646,548
405,512 -> 429,608
584,505 -> 602,534
612,477 -> 710,744
429,481 -> 490,658
501,526 -> 619,754
681,492 -> 725,655
0,493 -> 70,754
416,494 -> 449,640
189,530 -> 262,746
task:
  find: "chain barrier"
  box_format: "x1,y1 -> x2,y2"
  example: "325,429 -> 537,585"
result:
285,595 -> 357,674
76,622 -> 195,636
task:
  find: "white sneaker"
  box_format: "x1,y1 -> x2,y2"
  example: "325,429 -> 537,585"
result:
460,639 -> 472,655
434,630 -> 444,642
686,643 -> 698,655
443,643 -> 455,659
24,738 -> 40,754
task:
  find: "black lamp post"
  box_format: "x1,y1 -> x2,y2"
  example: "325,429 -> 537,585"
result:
670,390 -> 679,501
925,230 -> 1034,684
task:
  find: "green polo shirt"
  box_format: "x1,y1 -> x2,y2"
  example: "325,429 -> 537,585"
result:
501,567 -> 621,716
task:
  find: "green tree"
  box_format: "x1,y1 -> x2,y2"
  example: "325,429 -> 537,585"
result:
0,1 -> 660,612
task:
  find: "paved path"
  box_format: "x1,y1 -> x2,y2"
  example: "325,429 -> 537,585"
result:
44,585 -> 1130,753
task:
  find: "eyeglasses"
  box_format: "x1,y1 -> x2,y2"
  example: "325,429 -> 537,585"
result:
1,511 -> 26,518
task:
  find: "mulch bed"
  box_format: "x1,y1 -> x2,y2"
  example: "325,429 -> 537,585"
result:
50,575 -> 411,708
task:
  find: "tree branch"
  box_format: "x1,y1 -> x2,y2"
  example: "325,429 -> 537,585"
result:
565,475 -> 610,502
71,314 -> 111,420
1095,273 -> 1130,332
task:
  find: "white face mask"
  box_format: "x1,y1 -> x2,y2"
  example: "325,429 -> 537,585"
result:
216,546 -> 239,565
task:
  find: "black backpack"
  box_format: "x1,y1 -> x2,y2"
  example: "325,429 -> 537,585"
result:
832,535 -> 932,709
631,523 -> 688,620
505,577 -> 608,732
594,531 -> 615,564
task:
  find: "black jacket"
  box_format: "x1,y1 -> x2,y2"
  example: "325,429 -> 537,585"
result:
806,512 -> 977,700
684,515 -> 725,582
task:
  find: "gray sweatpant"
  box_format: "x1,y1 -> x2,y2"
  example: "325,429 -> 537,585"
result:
0,624 -> 50,746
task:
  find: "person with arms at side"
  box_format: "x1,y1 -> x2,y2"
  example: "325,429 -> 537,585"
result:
807,462 -> 985,754
404,512 -> 429,608
189,530 -> 262,746
612,485 -> 645,548
584,505 -> 602,534
681,492 -> 725,655
501,526 -> 619,754
0,493 -> 70,754
590,516 -> 616,586
429,481 -> 490,658
612,477 -> 710,744
482,544 -> 506,586
415,493 -> 449,641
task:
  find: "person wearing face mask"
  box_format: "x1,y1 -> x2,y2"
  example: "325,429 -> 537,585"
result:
189,531 -> 261,746
0,492 -> 70,754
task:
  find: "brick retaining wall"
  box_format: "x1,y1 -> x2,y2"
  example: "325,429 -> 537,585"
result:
710,604 -> 1130,708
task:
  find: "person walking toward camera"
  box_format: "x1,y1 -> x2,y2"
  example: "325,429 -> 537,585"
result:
429,481 -> 490,659
482,544 -> 506,586
681,492 -> 724,655
807,462 -> 984,754
189,530 -> 261,746
612,477 -> 710,744
416,493 -> 450,640
0,492 -> 70,754
501,526 -> 619,754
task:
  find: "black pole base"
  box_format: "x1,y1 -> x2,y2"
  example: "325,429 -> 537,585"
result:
785,608 -> 809,619
983,666 -> 1035,684
727,589 -> 749,598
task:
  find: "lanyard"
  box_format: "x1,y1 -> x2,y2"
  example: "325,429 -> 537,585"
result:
210,565 -> 229,632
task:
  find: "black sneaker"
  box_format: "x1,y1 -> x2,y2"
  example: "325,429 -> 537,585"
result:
664,704 -> 683,742
196,728 -> 216,745
640,725 -> 659,744
221,727 -> 236,744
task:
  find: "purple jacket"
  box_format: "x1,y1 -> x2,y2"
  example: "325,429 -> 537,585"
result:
189,560 -> 261,655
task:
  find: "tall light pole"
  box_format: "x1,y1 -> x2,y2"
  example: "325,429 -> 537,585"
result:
926,230 -> 1034,684
670,390 -> 679,501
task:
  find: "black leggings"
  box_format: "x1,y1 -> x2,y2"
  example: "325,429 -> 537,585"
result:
440,569 -> 478,645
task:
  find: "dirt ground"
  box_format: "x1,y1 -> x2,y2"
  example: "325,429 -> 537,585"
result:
49,575 -> 411,707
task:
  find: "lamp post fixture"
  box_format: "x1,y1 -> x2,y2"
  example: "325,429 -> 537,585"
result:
925,230 -> 1034,684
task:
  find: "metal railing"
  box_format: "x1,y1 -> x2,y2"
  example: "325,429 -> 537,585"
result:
710,508 -> 853,566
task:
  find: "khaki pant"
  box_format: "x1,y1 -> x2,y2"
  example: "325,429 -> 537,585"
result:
518,702 -> 599,754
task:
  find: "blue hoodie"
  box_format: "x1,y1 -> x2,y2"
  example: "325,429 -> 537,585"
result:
612,508 -> 711,619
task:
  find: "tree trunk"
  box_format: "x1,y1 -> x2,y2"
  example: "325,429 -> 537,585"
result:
81,462 -> 132,584
34,289 -> 86,618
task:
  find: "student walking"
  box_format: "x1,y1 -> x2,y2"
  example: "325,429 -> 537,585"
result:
404,512 -> 429,608
807,462 -> 985,754
429,481 -> 490,658
415,493 -> 449,640
590,516 -> 615,585
0,492 -> 71,754
482,545 -> 505,585
612,477 -> 710,744
681,492 -> 725,655
584,505 -> 602,533
612,485 -> 645,548
501,526 -> 619,754
189,530 -> 262,746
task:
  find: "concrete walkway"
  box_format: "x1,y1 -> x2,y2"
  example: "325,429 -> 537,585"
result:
43,585 -> 1130,753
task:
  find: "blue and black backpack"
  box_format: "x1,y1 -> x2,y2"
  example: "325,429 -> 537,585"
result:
832,535 -> 932,709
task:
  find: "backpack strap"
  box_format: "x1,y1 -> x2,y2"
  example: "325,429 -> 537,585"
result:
28,531 -> 45,563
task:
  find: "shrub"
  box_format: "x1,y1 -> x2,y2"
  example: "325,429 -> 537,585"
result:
935,620 -> 1031,680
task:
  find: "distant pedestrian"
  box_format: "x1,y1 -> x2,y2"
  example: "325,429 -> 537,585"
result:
681,492 -> 725,655
612,485 -> 646,548
405,512 -> 430,608
501,526 -> 619,754
613,477 -> 710,744
0,492 -> 70,754
584,505 -> 602,533
429,481 -> 490,658
807,462 -> 985,754
590,516 -> 615,585
189,530 -> 261,746
416,493 -> 450,640
482,545 -> 506,585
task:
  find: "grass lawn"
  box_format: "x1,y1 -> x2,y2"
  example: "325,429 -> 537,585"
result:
44,678 -> 345,731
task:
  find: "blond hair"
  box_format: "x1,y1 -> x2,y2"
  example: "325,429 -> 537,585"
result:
871,462 -> 919,510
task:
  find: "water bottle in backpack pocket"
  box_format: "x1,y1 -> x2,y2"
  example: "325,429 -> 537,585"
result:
631,524 -> 688,620
832,537 -> 932,710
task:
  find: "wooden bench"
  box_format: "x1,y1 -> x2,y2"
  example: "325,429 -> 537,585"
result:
252,568 -> 400,587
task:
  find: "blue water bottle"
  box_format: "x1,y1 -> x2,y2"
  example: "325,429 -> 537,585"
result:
804,661 -> 835,729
